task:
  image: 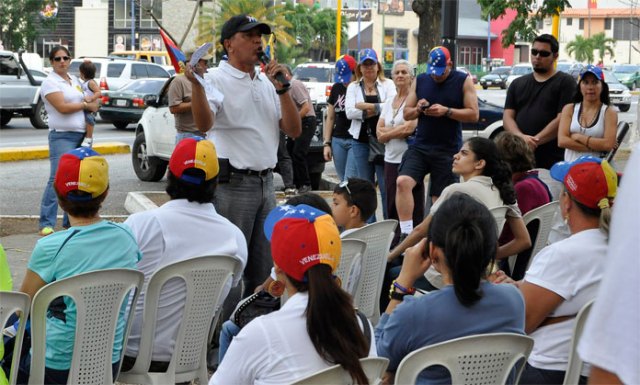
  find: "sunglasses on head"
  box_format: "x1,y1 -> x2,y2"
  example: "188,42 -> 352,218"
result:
338,180 -> 352,196
53,56 -> 70,62
530,49 -> 552,58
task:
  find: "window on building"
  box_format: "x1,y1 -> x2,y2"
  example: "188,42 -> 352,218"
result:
457,46 -> 483,66
613,18 -> 640,40
566,18 -> 572,26
114,0 -> 132,28
383,29 -> 409,63
139,0 -> 162,29
579,18 -> 584,29
604,18 -> 611,30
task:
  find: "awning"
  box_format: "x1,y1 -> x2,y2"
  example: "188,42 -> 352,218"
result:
349,21 -> 373,39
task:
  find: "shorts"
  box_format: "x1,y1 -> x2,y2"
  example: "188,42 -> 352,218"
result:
84,111 -> 96,126
398,146 -> 458,197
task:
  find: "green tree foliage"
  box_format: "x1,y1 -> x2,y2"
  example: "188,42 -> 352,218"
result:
566,35 -> 594,62
478,0 -> 572,47
0,0 -> 41,51
590,32 -> 616,61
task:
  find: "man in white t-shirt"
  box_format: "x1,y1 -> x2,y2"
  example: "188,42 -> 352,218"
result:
578,145 -> 640,385
122,137 -> 248,371
187,14 -> 301,299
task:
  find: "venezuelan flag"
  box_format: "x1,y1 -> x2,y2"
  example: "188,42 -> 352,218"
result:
159,28 -> 186,74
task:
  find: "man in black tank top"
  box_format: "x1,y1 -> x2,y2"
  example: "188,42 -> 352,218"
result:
393,46 -> 479,242
504,34 -> 576,169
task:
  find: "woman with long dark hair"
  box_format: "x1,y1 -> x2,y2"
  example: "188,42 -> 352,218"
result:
377,193 -> 526,384
558,65 -> 617,162
388,137 -> 531,276
210,204 -> 375,384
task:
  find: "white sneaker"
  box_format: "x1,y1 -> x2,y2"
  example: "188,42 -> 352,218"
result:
81,137 -> 93,147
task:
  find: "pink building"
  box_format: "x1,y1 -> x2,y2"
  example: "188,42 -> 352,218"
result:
490,9 -> 518,65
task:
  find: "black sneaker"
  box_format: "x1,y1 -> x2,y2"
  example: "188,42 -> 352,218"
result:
297,185 -> 312,194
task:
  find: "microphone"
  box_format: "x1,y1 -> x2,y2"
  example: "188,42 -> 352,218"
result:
258,50 -> 290,88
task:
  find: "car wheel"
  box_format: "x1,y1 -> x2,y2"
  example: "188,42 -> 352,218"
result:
30,99 -> 48,129
482,85 -> 488,90
489,127 -> 504,140
0,112 -> 12,126
132,132 -> 168,182
618,104 -> 630,112
114,121 -> 130,130
500,83 -> 506,89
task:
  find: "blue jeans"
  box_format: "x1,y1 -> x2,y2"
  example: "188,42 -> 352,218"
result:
331,136 -> 357,182
351,141 -> 386,221
213,172 -> 275,297
175,131 -> 203,144
39,130 -> 85,229
218,320 -> 241,364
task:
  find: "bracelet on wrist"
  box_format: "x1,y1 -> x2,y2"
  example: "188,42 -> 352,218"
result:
323,141 -> 332,146
276,86 -> 291,95
392,279 -> 416,295
82,101 -> 88,110
586,136 -> 592,149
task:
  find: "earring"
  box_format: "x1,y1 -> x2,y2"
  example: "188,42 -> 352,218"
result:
563,213 -> 569,226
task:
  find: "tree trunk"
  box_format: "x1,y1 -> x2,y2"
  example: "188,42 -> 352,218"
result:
412,0 -> 442,65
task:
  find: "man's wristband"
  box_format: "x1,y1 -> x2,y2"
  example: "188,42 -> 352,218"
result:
392,279 -> 416,295
276,86 -> 291,95
323,141 -> 331,146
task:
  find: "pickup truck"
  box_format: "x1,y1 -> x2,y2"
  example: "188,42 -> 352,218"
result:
0,50 -> 48,128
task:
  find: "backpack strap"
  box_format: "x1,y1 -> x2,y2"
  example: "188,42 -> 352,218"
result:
356,309 -> 371,349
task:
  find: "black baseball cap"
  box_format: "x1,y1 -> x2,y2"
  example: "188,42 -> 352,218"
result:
220,14 -> 271,43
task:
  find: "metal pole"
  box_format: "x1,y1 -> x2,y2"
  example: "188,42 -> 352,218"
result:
130,0 -> 135,50
357,0 -> 362,56
441,0 -> 458,68
487,14 -> 491,71
336,0 -> 342,59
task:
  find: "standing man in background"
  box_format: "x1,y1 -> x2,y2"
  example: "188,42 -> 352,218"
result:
168,52 -> 211,143
503,34 -> 576,169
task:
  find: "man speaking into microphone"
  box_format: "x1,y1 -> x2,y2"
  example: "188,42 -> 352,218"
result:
187,14 -> 301,300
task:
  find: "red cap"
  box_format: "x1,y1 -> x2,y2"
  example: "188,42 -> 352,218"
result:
551,156 -> 617,210
169,137 -> 219,184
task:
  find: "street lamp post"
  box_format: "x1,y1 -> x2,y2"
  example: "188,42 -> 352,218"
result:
441,0 -> 458,68
130,0 -> 136,50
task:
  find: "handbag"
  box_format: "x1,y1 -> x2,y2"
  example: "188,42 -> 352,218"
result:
231,290 -> 281,329
368,133 -> 385,164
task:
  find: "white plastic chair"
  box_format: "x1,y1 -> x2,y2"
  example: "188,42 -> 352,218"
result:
0,291 -> 30,385
118,255 -> 242,385
394,333 -> 534,385
29,268 -> 144,385
562,300 -> 595,385
343,219 -> 397,326
508,201 -> 560,274
335,239 -> 367,297
489,206 -> 509,234
291,357 -> 389,385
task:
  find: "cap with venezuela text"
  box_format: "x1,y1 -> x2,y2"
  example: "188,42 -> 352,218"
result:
169,137 -> 219,184
55,147 -> 109,201
550,155 -> 617,210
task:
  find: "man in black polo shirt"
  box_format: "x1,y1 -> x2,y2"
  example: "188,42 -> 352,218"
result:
504,34 -> 576,169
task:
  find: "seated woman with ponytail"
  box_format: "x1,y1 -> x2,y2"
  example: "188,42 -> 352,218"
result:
387,137 -> 531,290
209,204 -> 376,385
376,193 -> 526,384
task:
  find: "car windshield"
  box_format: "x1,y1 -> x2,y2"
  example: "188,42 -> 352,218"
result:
612,64 -> 639,73
293,67 -> 332,82
557,63 -> 573,72
120,79 -> 165,93
602,70 -> 621,84
490,67 -> 510,75
512,66 -> 532,75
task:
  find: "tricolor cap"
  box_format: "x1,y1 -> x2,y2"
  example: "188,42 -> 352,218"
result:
55,147 -> 109,201
169,137 -> 219,184
334,55 -> 356,83
427,46 -> 451,76
264,204 -> 341,282
579,64 -> 605,82
359,48 -> 378,64
550,155 -> 617,210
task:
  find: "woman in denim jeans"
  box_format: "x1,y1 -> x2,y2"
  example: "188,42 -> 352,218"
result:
38,46 -> 99,236
324,55 -> 357,181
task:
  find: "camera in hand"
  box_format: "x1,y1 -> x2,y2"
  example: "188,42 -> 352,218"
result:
258,50 -> 290,88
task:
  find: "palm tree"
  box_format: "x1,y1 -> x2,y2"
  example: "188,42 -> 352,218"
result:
590,32 -> 616,61
566,35 -> 594,63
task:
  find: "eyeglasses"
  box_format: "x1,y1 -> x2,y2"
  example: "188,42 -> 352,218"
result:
530,49 -> 552,58
339,180 -> 352,196
53,56 -> 70,62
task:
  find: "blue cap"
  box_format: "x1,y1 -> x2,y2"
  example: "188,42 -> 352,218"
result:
334,58 -> 353,83
427,46 -> 451,76
580,64 -> 605,82
359,48 -> 378,64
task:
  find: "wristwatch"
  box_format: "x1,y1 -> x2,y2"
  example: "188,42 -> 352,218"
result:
446,107 -> 453,117
389,289 -> 408,301
323,141 -> 331,146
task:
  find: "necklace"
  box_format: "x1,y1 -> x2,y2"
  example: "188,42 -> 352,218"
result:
579,103 -> 601,129
364,81 -> 377,94
390,94 -> 407,126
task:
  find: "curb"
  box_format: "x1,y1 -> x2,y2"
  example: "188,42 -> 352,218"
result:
0,142 -> 131,162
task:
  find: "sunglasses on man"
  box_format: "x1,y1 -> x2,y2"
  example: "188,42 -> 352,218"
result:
530,49 -> 552,58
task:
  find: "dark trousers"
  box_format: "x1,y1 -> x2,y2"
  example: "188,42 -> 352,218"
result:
287,116 -> 316,188
519,362 -> 587,385
276,132 -> 295,189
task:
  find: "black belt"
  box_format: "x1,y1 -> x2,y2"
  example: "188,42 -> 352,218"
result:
230,165 -> 272,177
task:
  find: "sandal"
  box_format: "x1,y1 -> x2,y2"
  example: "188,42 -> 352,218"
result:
38,226 -> 54,236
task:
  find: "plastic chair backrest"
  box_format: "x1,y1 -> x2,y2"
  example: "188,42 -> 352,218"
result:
29,269 -> 144,385
562,300 -> 595,385
394,333 -> 534,385
508,201 -> 560,273
343,220 -> 398,326
0,291 -> 30,385
489,206 -> 509,234
291,357 -> 389,385
534,168 -> 564,201
335,239 -> 367,297
118,255 -> 242,385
